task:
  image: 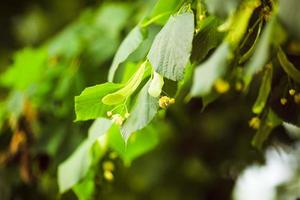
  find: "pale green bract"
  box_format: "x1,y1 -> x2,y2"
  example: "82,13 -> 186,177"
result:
147,12 -> 194,81
102,62 -> 146,105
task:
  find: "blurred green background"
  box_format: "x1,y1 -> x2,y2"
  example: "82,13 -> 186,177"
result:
1,0 -> 300,200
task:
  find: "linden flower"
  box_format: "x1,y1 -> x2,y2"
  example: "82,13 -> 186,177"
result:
103,161 -> 115,171
235,82 -> 243,91
159,96 -> 175,109
106,111 -> 113,118
214,79 -> 230,94
111,114 -> 124,126
249,117 -> 260,130
280,98 -> 287,105
289,89 -> 296,96
124,112 -> 130,118
103,170 -> 114,182
294,94 -> 300,104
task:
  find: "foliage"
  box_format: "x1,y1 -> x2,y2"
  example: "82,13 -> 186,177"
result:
1,0 -> 300,199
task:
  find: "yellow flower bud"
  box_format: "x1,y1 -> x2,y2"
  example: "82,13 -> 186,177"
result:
235,82 -> 243,91
249,117 -> 260,130
103,161 -> 115,171
169,98 -> 175,104
103,170 -> 114,182
109,152 -> 118,159
289,89 -> 296,96
106,111 -> 113,118
294,94 -> 300,104
159,96 -> 170,109
214,79 -> 230,94
111,114 -> 124,126
280,98 -> 287,105
124,112 -> 130,119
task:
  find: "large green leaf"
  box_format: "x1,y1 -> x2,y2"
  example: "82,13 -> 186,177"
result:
190,42 -> 230,97
108,27 -> 144,82
121,81 -> 159,141
243,18 -> 276,86
75,83 -> 122,121
108,124 -> 159,165
58,118 -> 111,193
147,12 -> 194,81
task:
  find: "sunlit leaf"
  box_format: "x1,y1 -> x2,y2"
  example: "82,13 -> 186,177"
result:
1,48 -> 47,90
73,176 -> 95,200
148,12 -> 194,81
150,0 -> 182,25
75,83 -> 122,121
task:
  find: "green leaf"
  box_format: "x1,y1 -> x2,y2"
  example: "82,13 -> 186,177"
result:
277,47 -> 300,83
191,42 -> 231,97
73,177 -> 95,200
108,27 -> 144,82
204,0 -> 242,18
243,17 -> 276,86
191,16 -> 224,63
147,12 -> 194,81
150,0 -> 182,25
75,83 -> 122,121
108,124 -> 159,165
58,118 -> 111,193
252,109 -> 282,149
1,48 -> 47,90
58,140 -> 93,193
88,118 -> 113,140
252,66 -> 273,114
278,0 -> 300,40
102,62 -> 146,105
121,81 -> 159,141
